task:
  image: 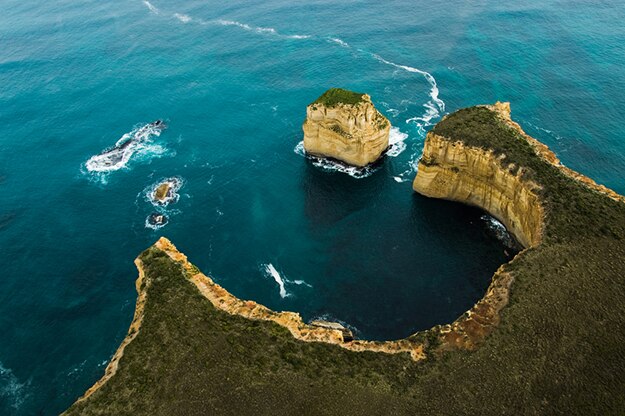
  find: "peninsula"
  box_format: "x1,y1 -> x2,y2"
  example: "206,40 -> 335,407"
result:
302,88 -> 390,166
64,103 -> 625,415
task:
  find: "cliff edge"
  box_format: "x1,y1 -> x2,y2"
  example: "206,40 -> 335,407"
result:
302,88 -> 390,166
65,103 -> 625,415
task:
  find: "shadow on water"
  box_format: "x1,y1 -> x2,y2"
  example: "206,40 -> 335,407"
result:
297,159 -> 516,340
301,157 -> 390,228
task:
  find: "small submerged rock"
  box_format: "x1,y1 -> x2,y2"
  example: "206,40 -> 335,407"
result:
149,177 -> 182,206
146,213 -> 168,229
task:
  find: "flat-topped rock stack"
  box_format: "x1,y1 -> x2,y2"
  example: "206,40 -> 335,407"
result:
302,88 -> 390,167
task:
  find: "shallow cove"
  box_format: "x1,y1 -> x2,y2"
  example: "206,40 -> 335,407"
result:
174,158 -> 515,341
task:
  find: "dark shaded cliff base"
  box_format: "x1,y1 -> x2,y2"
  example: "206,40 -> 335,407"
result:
65,106 -> 625,415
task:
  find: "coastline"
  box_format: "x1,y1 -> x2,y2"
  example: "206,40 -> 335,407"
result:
71,259 -> 150,405
66,104 -> 625,414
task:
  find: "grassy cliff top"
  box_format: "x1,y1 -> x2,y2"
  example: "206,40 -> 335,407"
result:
65,106 -> 625,415
432,106 -> 625,244
311,88 -> 366,107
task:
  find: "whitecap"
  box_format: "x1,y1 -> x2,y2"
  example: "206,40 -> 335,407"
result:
142,0 -> 159,15
286,34 -> 311,39
328,37 -> 350,47
173,13 -> 191,23
293,140 -> 306,157
262,263 -> 289,298
386,127 -> 409,157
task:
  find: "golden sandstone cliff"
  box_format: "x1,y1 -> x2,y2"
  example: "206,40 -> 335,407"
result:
303,88 -> 390,166
67,99 -> 625,414
412,106 -> 543,249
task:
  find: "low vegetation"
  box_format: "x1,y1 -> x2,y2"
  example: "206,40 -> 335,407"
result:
65,106 -> 625,415
311,88 -> 365,107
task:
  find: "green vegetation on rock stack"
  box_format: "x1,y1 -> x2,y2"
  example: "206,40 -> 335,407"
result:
311,87 -> 365,107
65,105 -> 625,415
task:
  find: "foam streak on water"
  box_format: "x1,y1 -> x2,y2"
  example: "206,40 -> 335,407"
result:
262,263 -> 288,298
387,127 -> 409,157
371,53 -> 445,114
148,6 -> 445,177
142,0 -> 159,15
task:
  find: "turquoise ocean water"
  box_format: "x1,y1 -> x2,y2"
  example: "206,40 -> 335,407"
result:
1,1 -> 624,413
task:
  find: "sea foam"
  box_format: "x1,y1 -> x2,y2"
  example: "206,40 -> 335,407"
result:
262,263 -> 289,298
0,361 -> 29,411
261,264 -> 312,298
84,122 -> 166,175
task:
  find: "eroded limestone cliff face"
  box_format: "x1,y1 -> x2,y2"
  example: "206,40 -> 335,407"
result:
303,90 -> 390,166
413,115 -> 544,248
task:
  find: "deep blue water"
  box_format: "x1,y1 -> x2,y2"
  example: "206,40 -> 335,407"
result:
1,1 -> 625,414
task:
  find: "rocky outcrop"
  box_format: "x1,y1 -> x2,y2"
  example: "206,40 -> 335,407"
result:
149,177 -> 182,206
302,88 -> 390,167
412,107 -> 544,248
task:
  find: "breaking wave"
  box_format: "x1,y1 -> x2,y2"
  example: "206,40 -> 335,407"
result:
386,127 -> 409,157
84,121 -> 167,176
294,141 -> 379,179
